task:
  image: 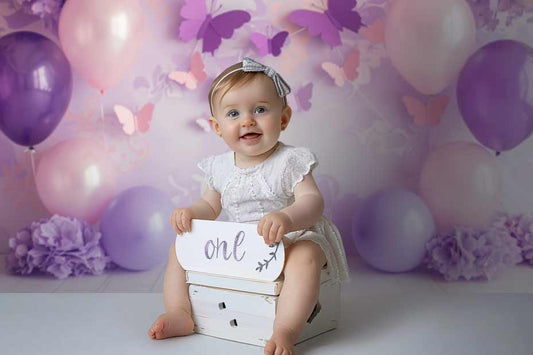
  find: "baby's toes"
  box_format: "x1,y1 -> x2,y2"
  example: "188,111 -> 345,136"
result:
264,340 -> 276,355
148,319 -> 164,339
284,348 -> 295,355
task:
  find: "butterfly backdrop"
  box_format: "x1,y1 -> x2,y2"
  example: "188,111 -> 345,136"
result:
1,0 -> 533,262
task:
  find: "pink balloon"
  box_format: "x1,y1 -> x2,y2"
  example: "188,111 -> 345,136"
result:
35,138 -> 118,223
385,0 -> 476,95
419,142 -> 502,231
58,0 -> 145,91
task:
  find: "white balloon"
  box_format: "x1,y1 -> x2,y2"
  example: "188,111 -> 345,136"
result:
385,0 -> 476,95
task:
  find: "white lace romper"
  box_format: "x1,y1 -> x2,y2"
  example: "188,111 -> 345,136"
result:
198,142 -> 349,283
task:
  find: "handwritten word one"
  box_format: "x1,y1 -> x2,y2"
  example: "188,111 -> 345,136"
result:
204,231 -> 246,261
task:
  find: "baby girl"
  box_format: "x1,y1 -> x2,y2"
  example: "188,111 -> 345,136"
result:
149,57 -> 349,355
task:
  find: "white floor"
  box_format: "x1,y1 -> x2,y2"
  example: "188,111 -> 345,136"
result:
2,254 -> 533,355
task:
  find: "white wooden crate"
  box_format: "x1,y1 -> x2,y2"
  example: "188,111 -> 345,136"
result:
176,220 -> 340,346
187,271 -> 340,346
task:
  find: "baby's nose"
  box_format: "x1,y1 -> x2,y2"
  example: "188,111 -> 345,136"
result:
241,114 -> 256,127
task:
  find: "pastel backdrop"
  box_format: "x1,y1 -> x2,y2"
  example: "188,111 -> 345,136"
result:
1,0 -> 533,265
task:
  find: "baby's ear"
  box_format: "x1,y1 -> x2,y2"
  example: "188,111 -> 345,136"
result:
209,117 -> 222,136
281,105 -> 292,131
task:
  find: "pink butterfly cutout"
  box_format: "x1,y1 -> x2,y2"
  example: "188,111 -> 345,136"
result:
321,49 -> 360,86
249,30 -> 289,57
360,18 -> 385,44
194,118 -> 212,132
289,83 -> 313,112
168,52 -> 207,90
113,103 -> 155,135
289,0 -> 363,47
179,0 -> 251,54
402,95 -> 450,126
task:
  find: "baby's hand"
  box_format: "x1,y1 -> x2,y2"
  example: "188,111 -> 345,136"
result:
257,211 -> 293,245
170,208 -> 193,235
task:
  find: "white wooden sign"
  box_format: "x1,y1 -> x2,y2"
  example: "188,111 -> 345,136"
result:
175,219 -> 285,281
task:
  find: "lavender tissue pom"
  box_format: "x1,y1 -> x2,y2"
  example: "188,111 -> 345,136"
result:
13,0 -> 65,18
492,212 -> 533,266
7,225 -> 35,275
7,215 -> 114,279
425,226 -> 523,281
11,0 -> 65,28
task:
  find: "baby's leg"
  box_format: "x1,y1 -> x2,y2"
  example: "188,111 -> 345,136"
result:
264,240 -> 327,355
148,245 -> 194,340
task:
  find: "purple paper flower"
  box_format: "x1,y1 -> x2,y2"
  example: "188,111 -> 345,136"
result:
492,212 -> 533,265
7,226 -> 35,275
425,226 -> 523,281
467,0 -> 532,31
467,0 -> 499,31
9,0 -> 65,29
12,0 -> 65,18
7,215 -> 114,279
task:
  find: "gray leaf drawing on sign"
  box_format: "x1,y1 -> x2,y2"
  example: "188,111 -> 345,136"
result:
255,243 -> 280,272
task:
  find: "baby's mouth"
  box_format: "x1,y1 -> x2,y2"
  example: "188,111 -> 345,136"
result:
240,132 -> 262,140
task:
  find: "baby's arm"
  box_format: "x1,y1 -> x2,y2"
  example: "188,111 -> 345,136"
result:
170,188 -> 222,235
258,173 -> 324,244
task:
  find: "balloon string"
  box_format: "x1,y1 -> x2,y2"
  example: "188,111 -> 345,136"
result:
99,90 -> 107,150
288,28 -> 306,38
24,146 -> 36,179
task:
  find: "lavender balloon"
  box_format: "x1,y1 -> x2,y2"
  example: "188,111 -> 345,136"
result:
0,31 -> 72,146
353,188 -> 435,272
457,40 -> 533,152
100,186 -> 175,271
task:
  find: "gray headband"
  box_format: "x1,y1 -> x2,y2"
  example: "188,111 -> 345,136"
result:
209,57 -> 291,115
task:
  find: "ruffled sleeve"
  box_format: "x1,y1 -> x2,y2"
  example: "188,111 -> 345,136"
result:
197,155 -> 215,190
281,147 -> 318,195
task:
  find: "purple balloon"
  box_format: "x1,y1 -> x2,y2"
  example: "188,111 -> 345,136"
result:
100,186 -> 175,271
457,40 -> 533,152
353,188 -> 435,272
0,31 -> 72,147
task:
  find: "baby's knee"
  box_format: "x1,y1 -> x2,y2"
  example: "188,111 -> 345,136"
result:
285,240 -> 325,270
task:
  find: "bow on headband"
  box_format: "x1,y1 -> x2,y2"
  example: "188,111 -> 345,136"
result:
241,57 -> 291,97
209,57 -> 291,115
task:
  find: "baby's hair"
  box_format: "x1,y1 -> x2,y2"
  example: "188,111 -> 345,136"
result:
208,61 -> 287,116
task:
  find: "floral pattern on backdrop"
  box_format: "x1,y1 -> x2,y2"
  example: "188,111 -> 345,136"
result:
1,0 -> 533,270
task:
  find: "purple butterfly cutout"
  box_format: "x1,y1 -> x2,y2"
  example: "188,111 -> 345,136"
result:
295,83 -> 313,111
289,0 -> 363,47
179,0 -> 251,54
249,31 -> 288,57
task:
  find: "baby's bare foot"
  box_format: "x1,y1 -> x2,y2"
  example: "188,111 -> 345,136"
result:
148,309 -> 194,340
264,324 -> 297,355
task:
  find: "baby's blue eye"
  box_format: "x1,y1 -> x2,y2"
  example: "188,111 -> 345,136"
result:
227,110 -> 239,119
254,106 -> 266,114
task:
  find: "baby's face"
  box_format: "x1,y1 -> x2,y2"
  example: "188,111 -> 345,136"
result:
211,75 -> 290,160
